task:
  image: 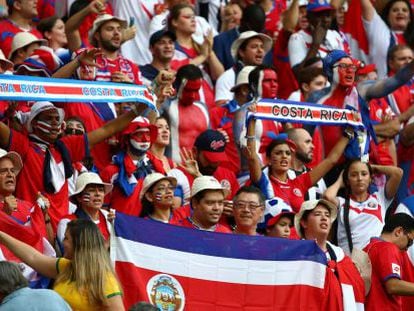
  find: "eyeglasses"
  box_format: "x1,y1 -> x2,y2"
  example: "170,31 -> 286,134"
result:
333,63 -> 358,72
153,185 -> 176,194
234,201 -> 262,211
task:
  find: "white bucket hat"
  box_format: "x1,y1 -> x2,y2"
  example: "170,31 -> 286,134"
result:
230,65 -> 256,92
25,101 -> 65,133
70,172 -> 113,202
0,148 -> 23,175
8,32 -> 47,59
89,14 -> 127,47
231,31 -> 272,61
294,199 -> 337,238
0,49 -> 13,72
191,176 -> 230,198
140,173 -> 177,201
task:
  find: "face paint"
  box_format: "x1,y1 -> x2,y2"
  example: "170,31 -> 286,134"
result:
82,193 -> 91,203
259,69 -> 278,99
35,120 -> 62,134
154,192 -> 163,201
178,78 -> 202,106
130,139 -> 151,151
332,58 -> 356,87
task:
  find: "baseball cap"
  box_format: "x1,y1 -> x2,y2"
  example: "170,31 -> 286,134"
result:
230,66 -> 256,92
89,14 -> 127,47
149,29 -> 176,47
194,129 -> 228,163
8,32 -> 47,59
191,176 -> 230,198
231,31 -> 272,61
0,148 -> 23,175
140,173 -> 177,201
294,199 -> 337,238
121,116 -> 158,142
357,63 -> 376,76
307,0 -> 333,12
266,201 -> 295,228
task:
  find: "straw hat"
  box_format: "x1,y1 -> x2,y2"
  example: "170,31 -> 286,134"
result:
191,176 -> 230,198
8,32 -> 47,59
89,14 -> 127,47
0,149 -> 23,175
70,172 -> 113,202
231,31 -> 272,61
140,173 -> 177,201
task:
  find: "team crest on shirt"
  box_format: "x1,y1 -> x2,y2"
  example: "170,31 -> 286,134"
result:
366,200 -> 378,210
220,179 -> 231,192
147,274 -> 185,311
392,263 -> 401,276
293,188 -> 303,197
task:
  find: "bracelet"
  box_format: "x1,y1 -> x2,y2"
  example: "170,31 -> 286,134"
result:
245,135 -> 256,140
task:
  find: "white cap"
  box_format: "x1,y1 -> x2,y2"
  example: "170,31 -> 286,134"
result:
140,173 -> 177,201
70,172 -> 113,202
231,31 -> 272,61
191,176 -> 230,198
26,101 -> 65,133
89,14 -> 127,47
231,66 -> 256,92
294,199 -> 337,238
8,32 -> 47,59
0,148 -> 23,175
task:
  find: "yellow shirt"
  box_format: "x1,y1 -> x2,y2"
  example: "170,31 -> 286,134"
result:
53,258 -> 122,311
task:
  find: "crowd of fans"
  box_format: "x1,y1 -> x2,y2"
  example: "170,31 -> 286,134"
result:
0,0 -> 414,310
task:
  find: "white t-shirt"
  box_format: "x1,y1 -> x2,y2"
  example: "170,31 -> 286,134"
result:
288,29 -> 344,67
337,187 -> 393,255
215,68 -> 236,102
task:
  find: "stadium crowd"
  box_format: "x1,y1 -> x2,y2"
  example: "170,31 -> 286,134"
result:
0,0 -> 414,310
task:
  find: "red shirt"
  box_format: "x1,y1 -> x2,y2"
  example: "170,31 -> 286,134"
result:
0,19 -> 43,58
0,199 -> 32,225
10,130 -> 87,230
177,217 -> 232,233
95,54 -> 141,85
364,238 -> 403,311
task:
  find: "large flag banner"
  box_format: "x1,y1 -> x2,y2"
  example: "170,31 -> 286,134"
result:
112,213 -> 329,310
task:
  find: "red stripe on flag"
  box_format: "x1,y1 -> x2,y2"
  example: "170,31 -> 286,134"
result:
256,105 -> 273,114
343,0 -> 369,54
116,262 -> 327,310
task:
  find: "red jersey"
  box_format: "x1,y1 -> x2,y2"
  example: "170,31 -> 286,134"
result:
0,19 -> 43,58
364,238 -> 403,311
177,217 -> 232,233
10,130 -> 87,230
95,54 -> 141,84
0,199 -> 32,225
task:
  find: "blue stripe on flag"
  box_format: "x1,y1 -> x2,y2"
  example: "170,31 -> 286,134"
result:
114,212 -> 327,264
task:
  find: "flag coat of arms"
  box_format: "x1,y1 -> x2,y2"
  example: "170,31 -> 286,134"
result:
112,213 -> 330,310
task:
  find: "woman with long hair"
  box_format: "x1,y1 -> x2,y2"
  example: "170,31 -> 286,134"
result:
140,173 -> 183,223
361,0 -> 414,78
324,159 -> 403,255
169,3 -> 224,109
0,219 -> 124,310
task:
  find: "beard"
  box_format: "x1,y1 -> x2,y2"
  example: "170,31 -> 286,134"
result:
296,150 -> 312,164
100,38 -> 120,52
199,165 -> 218,176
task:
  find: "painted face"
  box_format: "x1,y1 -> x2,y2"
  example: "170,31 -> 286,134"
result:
346,161 -> 371,195
147,179 -> 175,208
96,20 -> 123,52
65,120 -> 85,136
0,158 -> 17,196
301,205 -> 331,239
388,1 -> 410,31
151,36 -> 175,62
173,7 -> 196,34
178,79 -> 201,106
79,184 -> 105,210
63,228 -> 74,259
47,19 -> 67,47
259,69 -> 278,99
32,109 -> 63,142
233,192 -> 264,230
129,128 -> 152,152
154,118 -> 170,147
293,129 -> 314,164
269,143 -> 292,172
192,190 -> 225,228
389,48 -> 414,72
332,57 -> 356,87
238,37 -> 265,65
267,216 -> 292,238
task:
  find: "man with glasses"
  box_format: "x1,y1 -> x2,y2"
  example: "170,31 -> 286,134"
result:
364,213 -> 414,311
232,186 -> 265,236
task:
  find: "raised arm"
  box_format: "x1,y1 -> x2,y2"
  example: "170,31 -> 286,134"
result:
361,0 -> 376,22
371,164 -> 403,200
0,231 -> 58,279
246,118 -> 263,183
323,172 -> 343,207
282,0 -> 299,33
309,131 -> 351,185
0,122 -> 11,149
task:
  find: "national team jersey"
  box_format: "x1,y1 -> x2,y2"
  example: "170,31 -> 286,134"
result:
95,54 -> 141,85
337,188 -> 393,255
255,168 -> 312,213
364,238 -> 403,311
9,130 -> 87,230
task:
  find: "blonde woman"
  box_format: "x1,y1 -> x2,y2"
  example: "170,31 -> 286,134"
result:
0,219 -> 124,311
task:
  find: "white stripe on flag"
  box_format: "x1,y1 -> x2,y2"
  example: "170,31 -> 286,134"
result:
114,236 -> 326,288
